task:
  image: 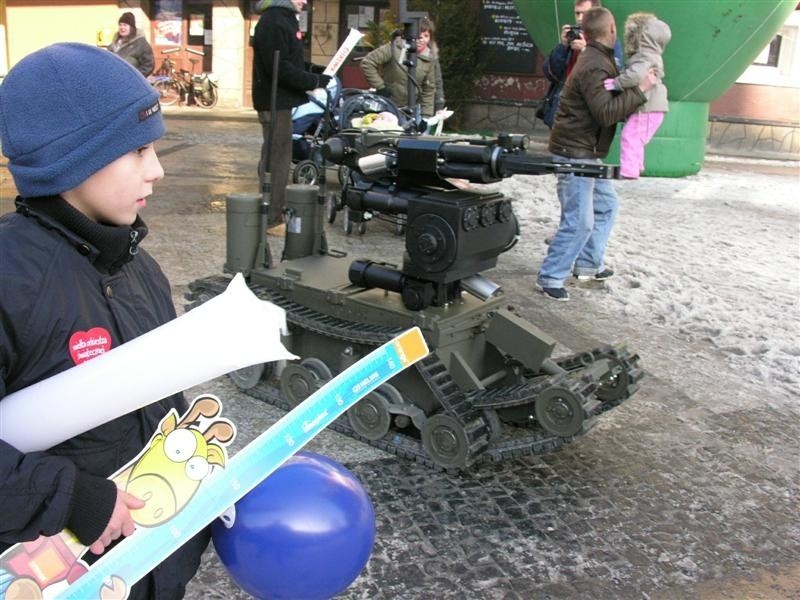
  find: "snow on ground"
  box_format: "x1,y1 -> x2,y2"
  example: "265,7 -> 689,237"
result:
488,156 -> 800,413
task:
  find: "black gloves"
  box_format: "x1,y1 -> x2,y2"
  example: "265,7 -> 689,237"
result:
376,87 -> 391,98
316,74 -> 332,88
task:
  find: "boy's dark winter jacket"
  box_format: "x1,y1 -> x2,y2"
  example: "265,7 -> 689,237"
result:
0,197 -> 208,599
252,6 -> 320,110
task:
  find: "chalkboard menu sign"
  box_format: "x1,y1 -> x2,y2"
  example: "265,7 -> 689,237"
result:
479,0 -> 537,74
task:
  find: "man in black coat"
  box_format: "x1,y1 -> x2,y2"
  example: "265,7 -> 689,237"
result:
252,0 -> 330,226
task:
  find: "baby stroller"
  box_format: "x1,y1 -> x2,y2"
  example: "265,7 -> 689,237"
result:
290,76 -> 342,186
328,89 -> 414,235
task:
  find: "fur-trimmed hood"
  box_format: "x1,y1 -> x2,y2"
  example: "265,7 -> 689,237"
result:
624,12 -> 671,58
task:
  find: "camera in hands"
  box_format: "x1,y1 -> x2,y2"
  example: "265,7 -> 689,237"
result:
566,25 -> 582,42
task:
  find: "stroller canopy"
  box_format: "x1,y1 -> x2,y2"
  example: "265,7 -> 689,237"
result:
292,76 -> 342,136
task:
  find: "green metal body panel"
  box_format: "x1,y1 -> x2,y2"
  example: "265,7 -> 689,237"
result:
486,308 -> 557,372
283,184 -> 326,260
224,193 -> 261,276
249,254 -> 547,409
251,255 -> 502,346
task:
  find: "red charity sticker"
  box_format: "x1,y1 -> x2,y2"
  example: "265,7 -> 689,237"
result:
69,327 -> 112,365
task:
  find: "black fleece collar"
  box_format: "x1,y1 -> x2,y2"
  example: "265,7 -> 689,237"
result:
16,196 -> 148,275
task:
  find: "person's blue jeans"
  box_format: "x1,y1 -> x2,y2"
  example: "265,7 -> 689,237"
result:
537,156 -> 619,288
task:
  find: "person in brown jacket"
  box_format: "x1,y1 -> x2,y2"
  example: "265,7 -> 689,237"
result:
536,6 -> 656,301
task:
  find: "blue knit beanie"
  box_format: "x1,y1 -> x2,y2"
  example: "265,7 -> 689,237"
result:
0,43 -> 164,197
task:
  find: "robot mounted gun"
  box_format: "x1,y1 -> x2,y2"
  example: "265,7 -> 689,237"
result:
322,131 -> 618,311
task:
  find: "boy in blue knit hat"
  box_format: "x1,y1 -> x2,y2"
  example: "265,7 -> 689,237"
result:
0,44 -> 207,599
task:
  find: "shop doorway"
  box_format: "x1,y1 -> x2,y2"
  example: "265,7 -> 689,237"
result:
151,0 -> 212,76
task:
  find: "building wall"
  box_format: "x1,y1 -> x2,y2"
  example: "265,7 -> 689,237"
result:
705,7 -> 799,158
211,2 -> 245,108
310,0 -> 339,65
5,0 -> 120,64
711,84 -> 799,125
712,8 -> 799,125
1,1 -> 796,159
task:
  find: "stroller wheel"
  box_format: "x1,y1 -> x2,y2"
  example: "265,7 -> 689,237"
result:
344,207 -> 353,235
357,222 -> 367,235
338,165 -> 351,186
327,193 -> 338,224
292,160 -> 319,185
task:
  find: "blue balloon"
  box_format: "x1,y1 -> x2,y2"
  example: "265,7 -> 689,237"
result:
212,451 -> 376,600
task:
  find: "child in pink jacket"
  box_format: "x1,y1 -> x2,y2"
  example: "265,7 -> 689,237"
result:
605,12 -> 671,178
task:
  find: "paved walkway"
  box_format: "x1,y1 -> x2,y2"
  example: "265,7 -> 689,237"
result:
1,116 -> 797,600
137,118 -> 797,599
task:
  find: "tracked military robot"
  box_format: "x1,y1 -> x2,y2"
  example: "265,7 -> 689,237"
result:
187,129 -> 643,469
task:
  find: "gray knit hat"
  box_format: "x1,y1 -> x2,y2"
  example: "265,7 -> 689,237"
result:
258,0 -> 295,11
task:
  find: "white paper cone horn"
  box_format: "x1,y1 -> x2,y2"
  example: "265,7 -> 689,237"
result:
323,28 -> 364,77
0,273 -> 296,453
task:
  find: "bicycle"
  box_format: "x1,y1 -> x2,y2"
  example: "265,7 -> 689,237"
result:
150,47 -> 218,109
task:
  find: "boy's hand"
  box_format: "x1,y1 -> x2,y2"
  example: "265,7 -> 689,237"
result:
89,489 -> 145,555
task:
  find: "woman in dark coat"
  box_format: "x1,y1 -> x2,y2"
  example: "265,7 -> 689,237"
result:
108,12 -> 154,77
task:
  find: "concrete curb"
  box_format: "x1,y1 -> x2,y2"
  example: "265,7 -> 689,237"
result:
163,106 -> 258,122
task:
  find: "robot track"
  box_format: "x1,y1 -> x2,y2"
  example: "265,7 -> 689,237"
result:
187,275 -> 643,470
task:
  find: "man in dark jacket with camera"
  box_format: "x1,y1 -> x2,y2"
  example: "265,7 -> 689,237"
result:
536,6 -> 656,301
252,0 -> 330,227
539,0 -> 622,128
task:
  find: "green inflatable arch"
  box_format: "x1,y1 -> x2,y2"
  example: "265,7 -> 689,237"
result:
513,0 -> 796,176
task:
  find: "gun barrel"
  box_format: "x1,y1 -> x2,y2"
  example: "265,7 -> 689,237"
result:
321,132 -> 620,184
440,144 -> 496,164
395,139 -> 619,181
498,153 -> 620,179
